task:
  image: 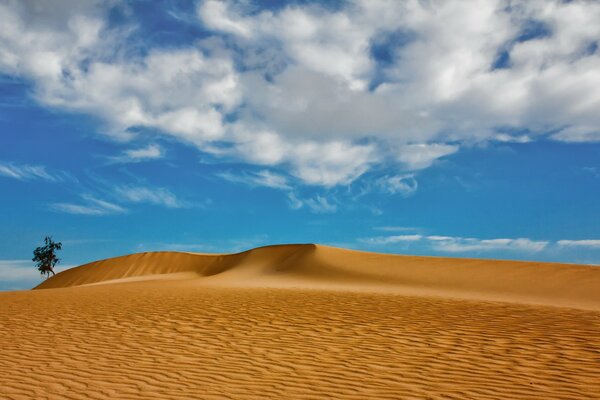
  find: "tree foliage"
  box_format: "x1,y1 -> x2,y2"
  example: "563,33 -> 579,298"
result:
33,236 -> 62,278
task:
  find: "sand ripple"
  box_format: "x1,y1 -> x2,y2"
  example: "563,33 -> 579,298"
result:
1,282 -> 599,399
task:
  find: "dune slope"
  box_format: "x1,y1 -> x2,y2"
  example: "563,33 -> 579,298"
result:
35,244 -> 600,309
1,244 -> 599,399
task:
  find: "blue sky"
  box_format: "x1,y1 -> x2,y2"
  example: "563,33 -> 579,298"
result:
1,0 -> 599,290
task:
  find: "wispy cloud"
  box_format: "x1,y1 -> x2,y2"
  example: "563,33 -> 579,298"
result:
304,195 -> 337,213
288,193 -> 337,213
360,235 -> 423,245
217,169 -> 291,190
0,162 -> 65,182
376,174 -> 418,196
582,167 -> 599,178
557,240 -> 600,249
360,233 -> 600,258
361,233 -> 549,253
51,195 -> 127,216
427,236 -> 549,253
108,144 -> 165,164
115,185 -> 187,208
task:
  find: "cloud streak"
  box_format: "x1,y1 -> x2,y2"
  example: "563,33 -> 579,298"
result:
360,235 -> 423,245
361,233 -> 551,253
217,170 -> 291,190
0,162 -> 65,182
426,236 -> 549,253
115,186 -> 188,209
288,193 -> 337,213
51,195 -> 127,216
557,240 -> 600,249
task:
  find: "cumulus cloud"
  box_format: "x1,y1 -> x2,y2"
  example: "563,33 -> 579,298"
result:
2,0 -> 600,187
289,141 -> 376,187
198,0 -> 600,162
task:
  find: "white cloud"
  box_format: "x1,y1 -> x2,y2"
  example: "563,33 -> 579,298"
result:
304,195 -> 337,213
217,169 -> 291,190
287,193 -> 337,213
493,133 -> 532,143
51,194 -> 127,216
551,127 -> 600,143
107,144 -> 165,164
361,235 -> 423,245
396,144 -> 459,170
2,0 -> 600,187
199,0 -> 600,163
115,186 -> 186,208
361,234 -> 600,255
376,174 -> 418,196
359,233 -> 552,253
290,141 -> 376,187
557,240 -> 600,249
124,144 -> 164,161
287,192 -> 304,210
199,0 -> 375,90
426,236 -> 549,253
0,162 -> 63,182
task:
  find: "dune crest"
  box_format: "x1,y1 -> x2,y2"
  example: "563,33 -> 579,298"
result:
34,244 -> 600,309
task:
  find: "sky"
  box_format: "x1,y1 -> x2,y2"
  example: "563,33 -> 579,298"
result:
1,0 -> 600,290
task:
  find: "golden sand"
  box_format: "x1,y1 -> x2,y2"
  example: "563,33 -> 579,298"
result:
0,244 -> 599,399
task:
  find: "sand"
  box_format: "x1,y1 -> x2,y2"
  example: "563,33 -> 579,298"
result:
1,244 -> 599,399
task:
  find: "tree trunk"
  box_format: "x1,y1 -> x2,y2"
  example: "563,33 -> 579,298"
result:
50,268 -> 55,277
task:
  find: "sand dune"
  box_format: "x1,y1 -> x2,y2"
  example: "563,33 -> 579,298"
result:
1,244 -> 599,399
35,244 -> 600,309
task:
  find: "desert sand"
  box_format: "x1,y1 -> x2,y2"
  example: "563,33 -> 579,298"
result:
0,244 -> 599,399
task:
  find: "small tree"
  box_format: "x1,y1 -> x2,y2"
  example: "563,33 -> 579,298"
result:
33,236 -> 62,279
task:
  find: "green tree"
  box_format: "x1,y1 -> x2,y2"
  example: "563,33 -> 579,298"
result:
32,236 -> 62,278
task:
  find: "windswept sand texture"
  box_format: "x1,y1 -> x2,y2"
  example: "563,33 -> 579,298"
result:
1,244 -> 599,399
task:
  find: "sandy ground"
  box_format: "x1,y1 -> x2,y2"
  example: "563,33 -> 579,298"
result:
1,244 -> 599,399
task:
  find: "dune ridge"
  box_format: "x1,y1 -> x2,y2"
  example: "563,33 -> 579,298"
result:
35,243 -> 600,309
